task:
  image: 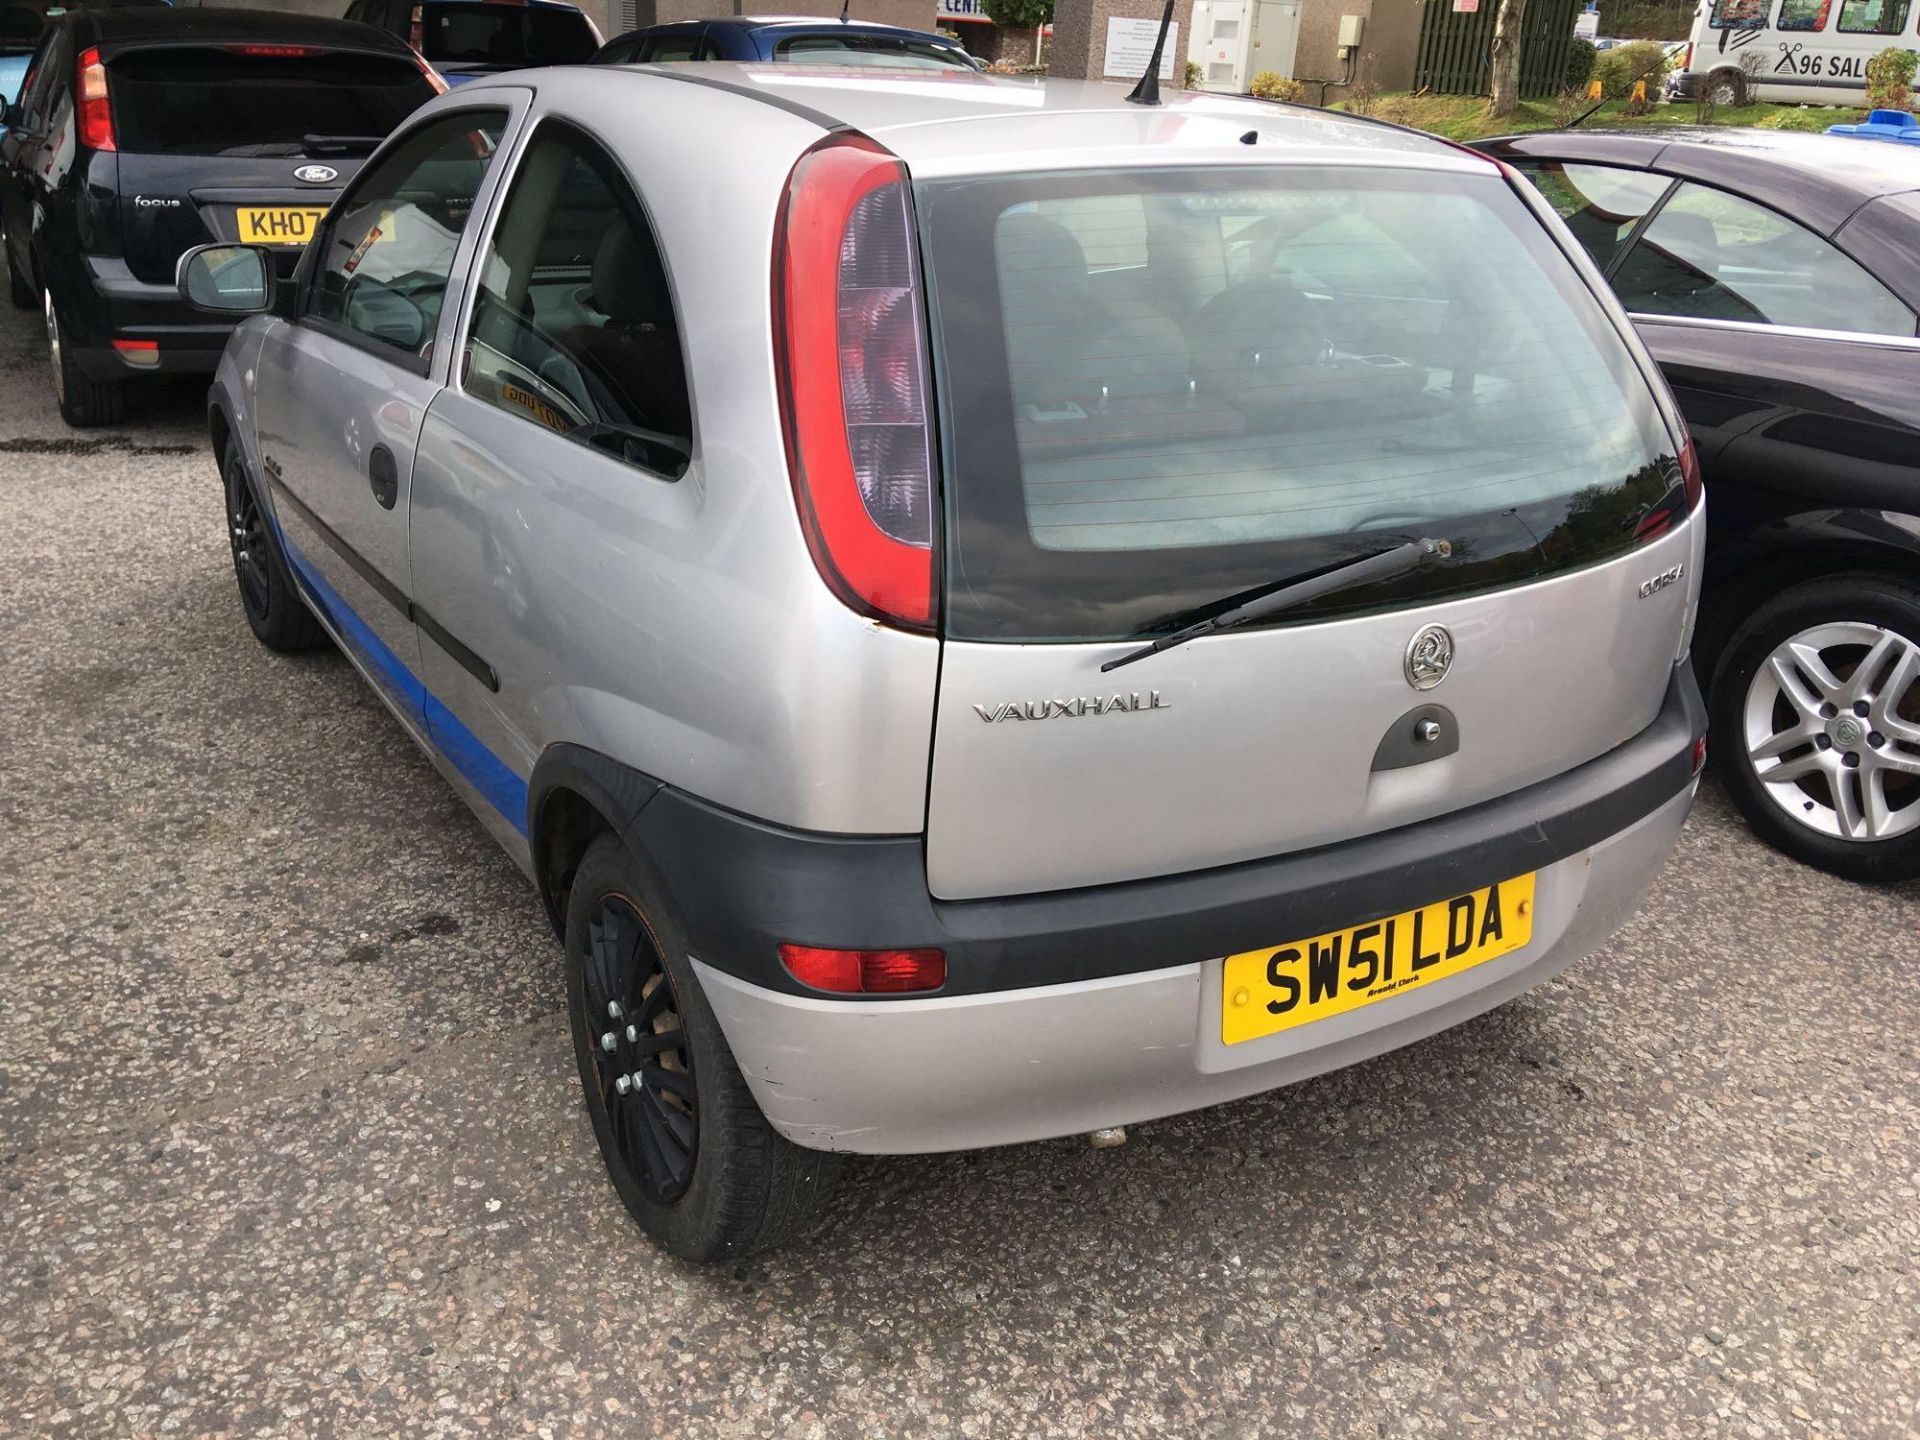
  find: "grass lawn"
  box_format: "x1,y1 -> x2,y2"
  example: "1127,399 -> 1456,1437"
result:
1333,91 -> 1870,141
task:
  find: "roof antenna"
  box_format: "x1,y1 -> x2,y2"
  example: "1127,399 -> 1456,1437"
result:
1124,0 -> 1177,105
839,0 -> 851,20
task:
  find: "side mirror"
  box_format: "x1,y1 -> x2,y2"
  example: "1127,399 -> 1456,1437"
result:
1,104 -> 23,129
177,244 -> 274,314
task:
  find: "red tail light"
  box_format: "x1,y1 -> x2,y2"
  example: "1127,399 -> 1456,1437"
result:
409,3 -> 425,50
778,944 -> 946,994
1635,436 -> 1704,545
1691,734 -> 1708,775
773,134 -> 938,631
418,55 -> 450,94
76,46 -> 114,152
1678,434 -> 1703,512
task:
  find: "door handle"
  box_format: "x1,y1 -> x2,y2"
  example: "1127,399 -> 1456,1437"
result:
368,445 -> 399,510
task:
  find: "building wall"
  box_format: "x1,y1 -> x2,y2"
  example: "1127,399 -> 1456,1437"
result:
1288,0 -> 1418,98
1048,0 -> 1196,81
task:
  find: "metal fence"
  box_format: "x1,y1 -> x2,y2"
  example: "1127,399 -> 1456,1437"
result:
1416,0 -> 1582,100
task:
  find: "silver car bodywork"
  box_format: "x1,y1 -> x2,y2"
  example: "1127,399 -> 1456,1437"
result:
208,66 -> 1706,1155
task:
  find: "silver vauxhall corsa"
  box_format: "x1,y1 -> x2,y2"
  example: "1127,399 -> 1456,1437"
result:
179,64 -> 1709,1260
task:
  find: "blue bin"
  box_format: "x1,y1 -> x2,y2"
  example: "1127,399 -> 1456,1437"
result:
1825,108 -> 1920,146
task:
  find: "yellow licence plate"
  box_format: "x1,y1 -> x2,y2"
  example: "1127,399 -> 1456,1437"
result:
235,206 -> 329,246
1222,873 -> 1536,1045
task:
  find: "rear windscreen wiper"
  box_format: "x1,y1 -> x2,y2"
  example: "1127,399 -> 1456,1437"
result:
1100,536 -> 1453,672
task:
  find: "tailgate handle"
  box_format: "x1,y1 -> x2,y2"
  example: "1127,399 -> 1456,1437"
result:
368,446 -> 399,510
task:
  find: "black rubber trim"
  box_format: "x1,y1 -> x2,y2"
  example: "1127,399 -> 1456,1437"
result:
266,471 -> 500,693
617,664 -> 1705,1000
635,65 -> 849,131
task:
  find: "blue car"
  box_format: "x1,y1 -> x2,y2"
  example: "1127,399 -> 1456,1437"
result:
343,0 -> 600,85
592,15 -> 983,69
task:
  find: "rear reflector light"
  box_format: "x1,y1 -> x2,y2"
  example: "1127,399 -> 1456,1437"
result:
778,944 -> 946,994
112,338 -> 159,367
76,46 -> 114,152
1691,735 -> 1708,775
225,44 -> 320,57
773,133 -> 938,631
418,56 -> 450,94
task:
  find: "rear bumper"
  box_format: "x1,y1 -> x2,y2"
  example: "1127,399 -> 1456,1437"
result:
56,256 -> 237,381
665,665 -> 1705,1153
700,783 -> 1695,1153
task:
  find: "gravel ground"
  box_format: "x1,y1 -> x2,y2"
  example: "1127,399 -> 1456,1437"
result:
1,297 -> 1917,1440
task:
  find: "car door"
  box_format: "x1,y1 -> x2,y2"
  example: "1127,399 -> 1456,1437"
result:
406,115 -> 695,826
1602,178 -> 1920,545
252,95 -> 527,737
1516,160 -> 1920,542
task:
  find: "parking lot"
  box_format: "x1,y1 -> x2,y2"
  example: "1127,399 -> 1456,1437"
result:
0,285 -> 1916,1438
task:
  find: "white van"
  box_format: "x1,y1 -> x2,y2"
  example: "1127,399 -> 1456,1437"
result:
1669,0 -> 1918,107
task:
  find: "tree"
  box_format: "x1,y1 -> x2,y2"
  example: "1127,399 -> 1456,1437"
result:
1488,0 -> 1529,117
981,0 -> 1054,28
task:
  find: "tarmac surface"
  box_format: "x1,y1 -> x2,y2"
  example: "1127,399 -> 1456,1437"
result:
1,296 -> 1917,1440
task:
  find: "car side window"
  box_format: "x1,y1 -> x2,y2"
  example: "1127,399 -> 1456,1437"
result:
19,28 -> 66,124
308,109 -> 509,370
1516,161 -> 1672,274
1837,0 -> 1910,32
462,120 -> 691,477
1776,0 -> 1832,29
1611,181 -> 1917,337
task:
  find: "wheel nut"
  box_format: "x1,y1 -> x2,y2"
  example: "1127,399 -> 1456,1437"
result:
1820,703 -> 1837,719
1817,735 -> 1831,750
1869,732 -> 1885,748
1853,700 -> 1870,717
600,1031 -> 617,1052
625,1025 -> 639,1042
607,1001 -> 623,1020
614,1074 -> 631,1096
1843,753 -> 1861,769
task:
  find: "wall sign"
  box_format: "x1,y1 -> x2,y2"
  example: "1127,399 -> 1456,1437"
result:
1103,16 -> 1181,79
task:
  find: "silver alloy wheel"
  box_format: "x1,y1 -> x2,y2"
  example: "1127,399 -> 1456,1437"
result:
44,289 -> 63,406
1742,621 -> 1920,842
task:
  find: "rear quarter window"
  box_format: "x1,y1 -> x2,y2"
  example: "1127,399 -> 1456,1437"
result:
919,165 -> 1682,643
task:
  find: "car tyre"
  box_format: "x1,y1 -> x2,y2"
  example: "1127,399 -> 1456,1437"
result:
563,832 -> 842,1261
1710,574 -> 1920,882
46,291 -> 125,428
223,439 -> 327,653
1707,71 -> 1746,107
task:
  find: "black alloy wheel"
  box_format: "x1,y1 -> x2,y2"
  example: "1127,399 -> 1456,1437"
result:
227,452 -> 273,623
577,893 -> 698,1203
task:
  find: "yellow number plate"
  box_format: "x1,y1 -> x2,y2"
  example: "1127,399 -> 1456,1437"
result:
1221,873 -> 1536,1045
235,206 -> 329,246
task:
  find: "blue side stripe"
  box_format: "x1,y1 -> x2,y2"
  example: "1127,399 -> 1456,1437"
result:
278,532 -> 531,838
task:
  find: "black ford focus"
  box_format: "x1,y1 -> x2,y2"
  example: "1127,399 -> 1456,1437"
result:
0,6 -> 441,424
1475,127 -> 1920,882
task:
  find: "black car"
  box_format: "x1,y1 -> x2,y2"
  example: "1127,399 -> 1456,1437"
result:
1475,128 -> 1920,881
0,6 -> 441,424
342,0 -> 599,85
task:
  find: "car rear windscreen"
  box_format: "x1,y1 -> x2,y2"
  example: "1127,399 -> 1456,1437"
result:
419,5 -> 598,66
108,48 -> 433,154
774,34 -> 971,68
919,165 -> 1682,642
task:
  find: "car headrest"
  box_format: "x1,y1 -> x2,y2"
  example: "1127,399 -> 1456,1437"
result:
592,224 -> 667,327
994,213 -> 1091,295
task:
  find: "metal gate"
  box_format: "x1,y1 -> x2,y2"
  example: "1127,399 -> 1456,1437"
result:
1415,0 -> 1581,99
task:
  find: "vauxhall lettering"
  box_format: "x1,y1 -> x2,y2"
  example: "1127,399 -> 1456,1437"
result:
971,691 -> 1170,723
